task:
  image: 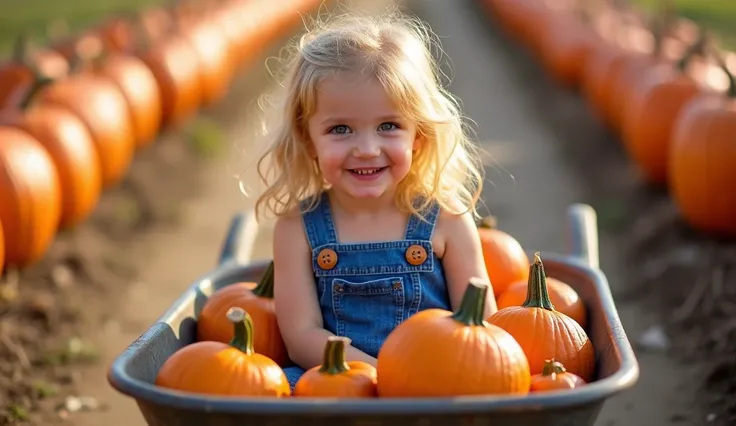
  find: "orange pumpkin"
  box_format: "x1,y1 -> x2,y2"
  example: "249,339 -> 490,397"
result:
294,336 -> 377,398
76,36 -> 162,150
488,253 -> 595,382
620,35 -> 709,186
607,17 -> 695,133
0,69 -> 101,229
497,276 -> 587,328
669,58 -> 736,237
197,261 -> 289,365
173,9 -> 235,106
156,307 -> 290,397
0,127 -> 62,266
538,10 -> 599,91
0,35 -> 69,109
377,278 -> 530,397
139,32 -> 203,128
530,359 -> 586,392
477,216 -> 529,297
36,42 -> 136,189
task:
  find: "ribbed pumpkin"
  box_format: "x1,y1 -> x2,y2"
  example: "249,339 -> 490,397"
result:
377,278 -> 530,397
0,67 -> 101,229
538,9 -> 599,91
477,216 -> 529,297
607,16 -> 695,133
36,42 -> 136,189
156,307 -> 290,397
668,58 -> 736,237
294,336 -> 377,398
139,31 -> 202,128
197,261 -> 288,366
620,35 -> 708,186
173,7 -> 235,106
78,36 -> 162,150
488,253 -> 595,382
497,276 -> 587,329
530,359 -> 586,392
0,127 -> 62,266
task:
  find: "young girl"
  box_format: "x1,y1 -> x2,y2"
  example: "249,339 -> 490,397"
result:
254,11 -> 496,388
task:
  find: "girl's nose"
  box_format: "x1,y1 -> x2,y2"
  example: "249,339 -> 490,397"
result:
353,135 -> 381,158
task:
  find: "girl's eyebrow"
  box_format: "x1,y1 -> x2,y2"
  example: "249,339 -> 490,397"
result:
319,114 -> 403,125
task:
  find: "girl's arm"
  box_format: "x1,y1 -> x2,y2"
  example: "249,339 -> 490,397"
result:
438,209 -> 498,317
272,214 -> 378,369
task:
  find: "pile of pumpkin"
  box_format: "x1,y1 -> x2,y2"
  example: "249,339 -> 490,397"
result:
155,220 -> 595,398
0,0 -> 323,279
478,0 -> 736,239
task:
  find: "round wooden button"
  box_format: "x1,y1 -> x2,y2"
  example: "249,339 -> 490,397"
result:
317,248 -> 338,270
405,245 -> 427,265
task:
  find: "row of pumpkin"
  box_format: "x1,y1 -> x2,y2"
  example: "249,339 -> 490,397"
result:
0,0 -> 323,277
155,221 -> 594,397
478,0 -> 736,238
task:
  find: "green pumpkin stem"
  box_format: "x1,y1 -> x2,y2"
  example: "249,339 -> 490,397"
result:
477,215 -> 497,229
11,33 -> 31,63
251,261 -> 275,298
542,359 -> 567,376
450,278 -> 489,326
715,55 -> 736,99
226,307 -> 254,355
522,252 -> 556,311
318,336 -> 351,375
19,64 -> 55,110
676,30 -> 708,73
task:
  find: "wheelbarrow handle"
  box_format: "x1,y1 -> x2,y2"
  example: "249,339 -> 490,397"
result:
218,210 -> 260,266
566,204 -> 600,269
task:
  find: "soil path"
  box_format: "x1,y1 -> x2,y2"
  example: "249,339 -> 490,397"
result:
57,1 -> 703,425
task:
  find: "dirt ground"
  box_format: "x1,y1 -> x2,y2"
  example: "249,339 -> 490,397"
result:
0,0 -> 734,425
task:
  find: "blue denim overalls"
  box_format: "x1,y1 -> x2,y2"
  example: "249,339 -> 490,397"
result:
282,192 -> 452,388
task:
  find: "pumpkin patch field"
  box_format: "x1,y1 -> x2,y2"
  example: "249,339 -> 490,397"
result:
475,0 -> 736,423
0,0 -> 735,425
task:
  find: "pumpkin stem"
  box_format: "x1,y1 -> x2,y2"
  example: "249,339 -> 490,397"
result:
19,64 -> 55,110
251,261 -> 275,298
11,33 -> 32,63
318,336 -> 351,375
521,252 -> 556,311
542,359 -> 567,376
226,307 -> 254,355
715,54 -> 736,99
676,29 -> 708,73
477,215 -> 497,229
450,278 -> 489,326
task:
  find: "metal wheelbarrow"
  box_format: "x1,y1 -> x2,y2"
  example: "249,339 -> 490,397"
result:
107,203 -> 639,426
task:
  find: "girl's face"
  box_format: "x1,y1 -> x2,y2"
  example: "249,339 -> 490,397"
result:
307,73 -> 420,200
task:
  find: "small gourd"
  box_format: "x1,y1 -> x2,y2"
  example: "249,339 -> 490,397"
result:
530,359 -> 586,392
294,336 -> 377,398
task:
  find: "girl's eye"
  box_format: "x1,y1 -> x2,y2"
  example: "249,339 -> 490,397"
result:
329,125 -> 351,135
378,122 -> 399,132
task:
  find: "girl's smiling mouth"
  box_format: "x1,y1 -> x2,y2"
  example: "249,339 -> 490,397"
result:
348,167 -> 388,180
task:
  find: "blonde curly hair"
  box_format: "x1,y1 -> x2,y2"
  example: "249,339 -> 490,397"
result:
254,10 -> 484,220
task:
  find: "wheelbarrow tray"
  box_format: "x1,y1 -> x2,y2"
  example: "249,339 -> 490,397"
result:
108,204 -> 639,426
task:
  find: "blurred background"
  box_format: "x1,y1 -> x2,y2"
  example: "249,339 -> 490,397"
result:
0,0 -> 734,425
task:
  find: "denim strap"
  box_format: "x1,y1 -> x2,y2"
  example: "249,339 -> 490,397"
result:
404,200 -> 441,241
301,192 -> 338,249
